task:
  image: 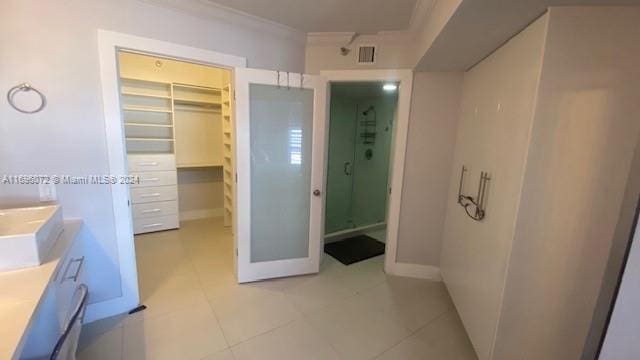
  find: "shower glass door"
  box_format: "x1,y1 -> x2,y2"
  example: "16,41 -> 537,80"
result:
325,100 -> 357,233
235,68 -> 326,283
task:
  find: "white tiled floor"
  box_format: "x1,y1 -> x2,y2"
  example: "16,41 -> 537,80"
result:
78,218 -> 476,360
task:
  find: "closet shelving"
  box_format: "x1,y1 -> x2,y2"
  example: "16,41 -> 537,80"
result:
221,84 -> 234,228
118,52 -> 234,234
172,83 -> 224,168
121,77 -> 174,154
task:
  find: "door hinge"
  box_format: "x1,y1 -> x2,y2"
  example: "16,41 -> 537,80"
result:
233,90 -> 236,101
389,187 -> 392,194
127,200 -> 131,207
235,173 -> 238,183
236,248 -> 238,256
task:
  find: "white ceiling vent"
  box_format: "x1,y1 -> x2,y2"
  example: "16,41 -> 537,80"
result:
357,45 -> 376,65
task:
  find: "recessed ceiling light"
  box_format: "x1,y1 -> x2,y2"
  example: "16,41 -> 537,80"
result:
382,83 -> 397,92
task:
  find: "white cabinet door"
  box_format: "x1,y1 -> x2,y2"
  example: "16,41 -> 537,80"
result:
235,68 -> 327,283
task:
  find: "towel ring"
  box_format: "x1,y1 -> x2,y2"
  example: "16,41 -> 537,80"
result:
7,83 -> 46,114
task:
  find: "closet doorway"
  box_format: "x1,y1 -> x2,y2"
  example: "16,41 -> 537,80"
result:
118,51 -> 235,235
323,82 -> 398,266
115,50 -> 239,310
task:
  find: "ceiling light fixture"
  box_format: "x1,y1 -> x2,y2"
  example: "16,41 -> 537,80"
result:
382,83 -> 397,92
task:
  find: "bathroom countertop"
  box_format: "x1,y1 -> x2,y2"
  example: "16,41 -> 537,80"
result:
0,219 -> 82,359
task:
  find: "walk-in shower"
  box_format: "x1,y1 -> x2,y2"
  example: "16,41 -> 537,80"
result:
324,82 -> 398,239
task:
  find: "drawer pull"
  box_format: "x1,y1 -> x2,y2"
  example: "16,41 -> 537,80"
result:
143,223 -> 163,228
140,193 -> 161,198
141,208 -> 161,213
62,256 -> 85,283
137,162 -> 159,166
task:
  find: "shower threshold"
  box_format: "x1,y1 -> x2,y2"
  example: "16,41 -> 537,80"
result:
324,222 -> 386,244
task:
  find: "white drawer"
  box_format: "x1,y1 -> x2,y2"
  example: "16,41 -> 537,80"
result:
54,235 -> 86,328
133,214 -> 179,234
130,185 -> 177,204
132,200 -> 178,219
128,154 -> 175,172
130,170 -> 177,188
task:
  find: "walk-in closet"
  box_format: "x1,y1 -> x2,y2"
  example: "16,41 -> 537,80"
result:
117,51 -> 234,234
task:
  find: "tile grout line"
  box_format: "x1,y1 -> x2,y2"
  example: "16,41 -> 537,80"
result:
181,228 -> 235,353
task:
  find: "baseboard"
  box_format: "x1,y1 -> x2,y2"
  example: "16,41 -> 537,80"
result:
179,208 -> 224,221
386,262 -> 442,281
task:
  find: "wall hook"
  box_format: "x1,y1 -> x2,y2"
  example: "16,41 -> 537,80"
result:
457,165 -> 491,221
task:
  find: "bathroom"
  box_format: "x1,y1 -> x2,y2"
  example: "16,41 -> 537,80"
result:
324,82 -> 398,265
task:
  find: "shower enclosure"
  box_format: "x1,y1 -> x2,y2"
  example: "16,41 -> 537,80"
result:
324,82 -> 398,236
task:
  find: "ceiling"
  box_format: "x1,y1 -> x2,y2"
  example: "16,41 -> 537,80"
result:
417,0 -> 640,71
205,0 -> 418,33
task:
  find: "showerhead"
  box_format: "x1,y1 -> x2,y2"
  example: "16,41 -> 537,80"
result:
362,106 -> 375,116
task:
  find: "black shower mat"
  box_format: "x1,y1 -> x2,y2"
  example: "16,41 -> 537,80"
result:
324,235 -> 385,265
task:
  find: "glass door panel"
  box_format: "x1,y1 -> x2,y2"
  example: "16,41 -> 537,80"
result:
249,84 -> 314,262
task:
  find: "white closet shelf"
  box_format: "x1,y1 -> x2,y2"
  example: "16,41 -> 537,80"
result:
125,122 -> 173,128
122,91 -> 172,100
173,83 -> 221,92
173,98 -> 222,107
126,137 -> 174,142
176,163 -> 223,169
123,106 -> 172,113
120,76 -> 172,85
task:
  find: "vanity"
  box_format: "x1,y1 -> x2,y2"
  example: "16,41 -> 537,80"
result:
0,205 -> 87,359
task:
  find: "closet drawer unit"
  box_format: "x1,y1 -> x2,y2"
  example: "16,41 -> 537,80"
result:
133,214 -> 179,234
128,154 -> 176,172
132,200 -> 178,219
130,170 -> 177,188
130,185 -> 177,204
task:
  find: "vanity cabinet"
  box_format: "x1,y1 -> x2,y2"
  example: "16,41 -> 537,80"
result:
16,221 -> 88,360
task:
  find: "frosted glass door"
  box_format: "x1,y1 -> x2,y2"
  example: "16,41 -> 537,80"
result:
250,84 -> 313,262
235,68 -> 326,283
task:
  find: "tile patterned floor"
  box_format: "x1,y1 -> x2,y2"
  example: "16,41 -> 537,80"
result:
78,218 -> 477,360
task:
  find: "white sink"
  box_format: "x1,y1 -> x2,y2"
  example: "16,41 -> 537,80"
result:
0,205 -> 64,272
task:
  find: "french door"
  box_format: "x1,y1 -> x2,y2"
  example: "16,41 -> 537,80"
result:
234,68 -> 327,283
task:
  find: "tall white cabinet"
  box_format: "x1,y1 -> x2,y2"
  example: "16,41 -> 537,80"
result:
118,51 -> 234,234
440,8 -> 640,360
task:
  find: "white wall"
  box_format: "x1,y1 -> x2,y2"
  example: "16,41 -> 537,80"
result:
583,129 -> 640,359
396,72 -> 463,266
439,15 -> 548,360
600,204 -> 640,359
177,168 -> 225,220
0,0 -> 304,307
493,7 -> 640,360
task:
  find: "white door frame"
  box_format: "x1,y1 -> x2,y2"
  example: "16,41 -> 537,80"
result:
235,69 -> 327,282
320,69 -> 413,277
94,30 -> 246,322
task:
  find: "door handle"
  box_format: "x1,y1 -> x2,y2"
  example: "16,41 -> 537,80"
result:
313,189 -> 321,197
343,162 -> 352,175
